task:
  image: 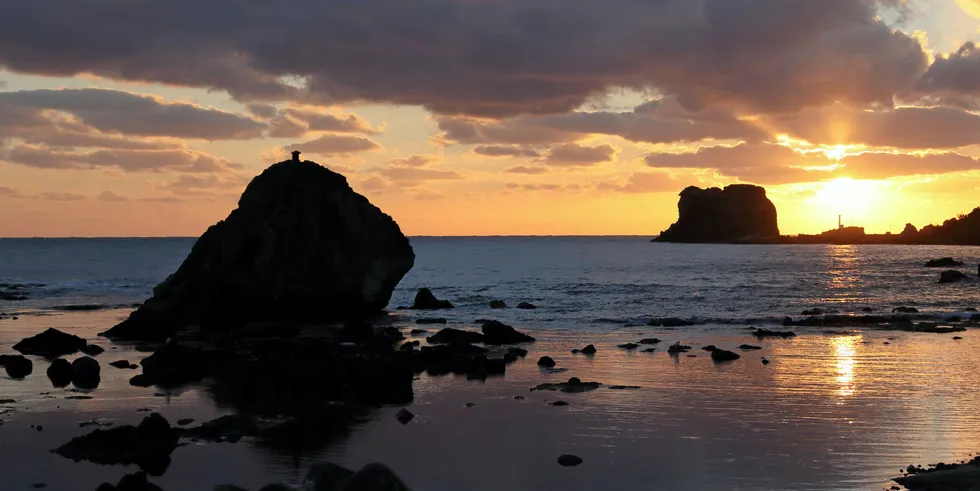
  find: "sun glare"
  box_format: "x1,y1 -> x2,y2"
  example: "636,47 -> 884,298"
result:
811,178 -> 884,227
824,145 -> 849,161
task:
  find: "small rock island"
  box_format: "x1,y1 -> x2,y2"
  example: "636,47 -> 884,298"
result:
105,152 -> 415,339
654,184 -> 779,243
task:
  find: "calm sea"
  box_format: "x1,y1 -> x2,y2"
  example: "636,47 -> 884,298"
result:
1,237 -> 979,491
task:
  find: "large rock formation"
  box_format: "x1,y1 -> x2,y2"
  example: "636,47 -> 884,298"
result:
105,156 -> 415,339
655,184 -> 779,243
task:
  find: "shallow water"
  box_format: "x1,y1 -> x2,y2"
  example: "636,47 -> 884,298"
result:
1,238 -> 979,490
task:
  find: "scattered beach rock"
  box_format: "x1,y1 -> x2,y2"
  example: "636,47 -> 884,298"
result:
507,347 -> 528,358
104,157 -> 416,340
752,328 -> 796,338
894,457 -> 980,491
762,358 -> 770,365
54,413 -> 178,470
110,360 -> 139,370
532,378 -> 601,393
701,345 -> 717,351
642,348 -> 656,353
180,414 -> 258,443
338,463 -> 413,491
414,318 -> 447,325
0,354 -> 33,379
71,356 -> 101,389
13,328 -> 88,358
537,356 -> 556,368
580,344 -> 597,354
954,336 -> 963,340
481,320 -> 535,345
925,258 -> 965,267
940,270 -> 969,284
394,409 -> 414,425
81,344 -> 105,356
550,401 -> 569,406
557,455 -> 584,467
516,302 -> 536,310
409,329 -> 428,335
667,342 -> 691,354
177,418 -> 194,426
410,288 -> 454,310
47,358 -> 72,387
617,343 -> 639,350
801,308 -> 824,316
130,344 -> 208,389
303,462 -> 355,491
608,385 -> 641,390
94,471 -> 163,491
893,307 -> 919,313
739,344 -> 762,350
489,300 -> 507,309
425,328 -> 484,345
710,349 -> 741,362
638,338 -> 661,345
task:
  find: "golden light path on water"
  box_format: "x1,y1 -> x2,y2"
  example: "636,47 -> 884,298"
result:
833,335 -> 858,398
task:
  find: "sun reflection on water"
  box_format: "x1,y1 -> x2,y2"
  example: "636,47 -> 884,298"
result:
834,335 -> 859,397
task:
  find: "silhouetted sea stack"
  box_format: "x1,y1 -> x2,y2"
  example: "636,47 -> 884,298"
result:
655,184 -> 779,243
104,156 -> 415,339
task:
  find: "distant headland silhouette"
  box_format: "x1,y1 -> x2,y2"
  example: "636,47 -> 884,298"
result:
654,184 -> 980,245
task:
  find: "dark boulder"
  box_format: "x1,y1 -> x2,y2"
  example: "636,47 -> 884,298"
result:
489,300 -> 507,309
54,413 -> 178,470
95,472 -> 163,491
409,288 -> 453,310
103,157 -> 415,340
752,328 -> 796,338
638,338 -> 661,345
655,184 -> 779,243
13,328 -> 87,358
701,345 -> 717,351
415,318 -> 447,325
81,344 -> 105,356
71,356 -> 101,389
580,344 -> 597,355
667,342 -> 691,354
132,343 -> 209,388
304,462 -> 356,491
925,258 -> 964,267
110,360 -> 140,370
893,307 -> 919,313
394,409 -> 414,424
939,270 -> 969,284
801,308 -> 824,316
481,320 -> 535,345
618,343 -> 639,350
0,354 -> 33,378
516,302 -> 536,310
739,344 -> 762,350
425,328 -> 484,345
507,347 -> 528,358
710,349 -> 741,362
557,455 -> 583,467
47,358 -> 72,387
537,356 -> 556,368
342,463 -> 413,491
180,414 -> 258,442
533,378 -> 601,393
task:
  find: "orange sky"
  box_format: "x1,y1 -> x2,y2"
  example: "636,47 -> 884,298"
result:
2,0 -> 980,237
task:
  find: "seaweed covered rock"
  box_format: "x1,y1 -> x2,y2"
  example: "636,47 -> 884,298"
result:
104,157 -> 415,339
656,185 -> 779,243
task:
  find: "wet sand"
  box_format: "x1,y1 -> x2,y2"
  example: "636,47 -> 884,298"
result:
2,309 -> 980,490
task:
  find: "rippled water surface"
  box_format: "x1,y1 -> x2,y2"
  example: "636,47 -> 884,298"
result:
1,237 -> 979,490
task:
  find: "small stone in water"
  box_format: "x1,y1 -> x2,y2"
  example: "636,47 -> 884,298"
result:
558,454 -> 583,467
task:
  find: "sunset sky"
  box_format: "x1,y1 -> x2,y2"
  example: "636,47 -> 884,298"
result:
2,0 -> 980,237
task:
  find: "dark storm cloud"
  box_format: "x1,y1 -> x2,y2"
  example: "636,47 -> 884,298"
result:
767,104 -> 980,149
440,98 -> 764,146
913,43 -> 980,106
542,143 -> 616,166
645,143 -> 980,184
1,144 -> 243,173
0,0 -> 929,117
0,89 -> 265,139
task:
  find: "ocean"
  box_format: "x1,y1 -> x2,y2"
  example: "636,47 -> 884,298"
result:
1,237 -> 979,490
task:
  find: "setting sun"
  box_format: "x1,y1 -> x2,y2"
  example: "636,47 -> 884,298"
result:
810,178 -> 885,227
